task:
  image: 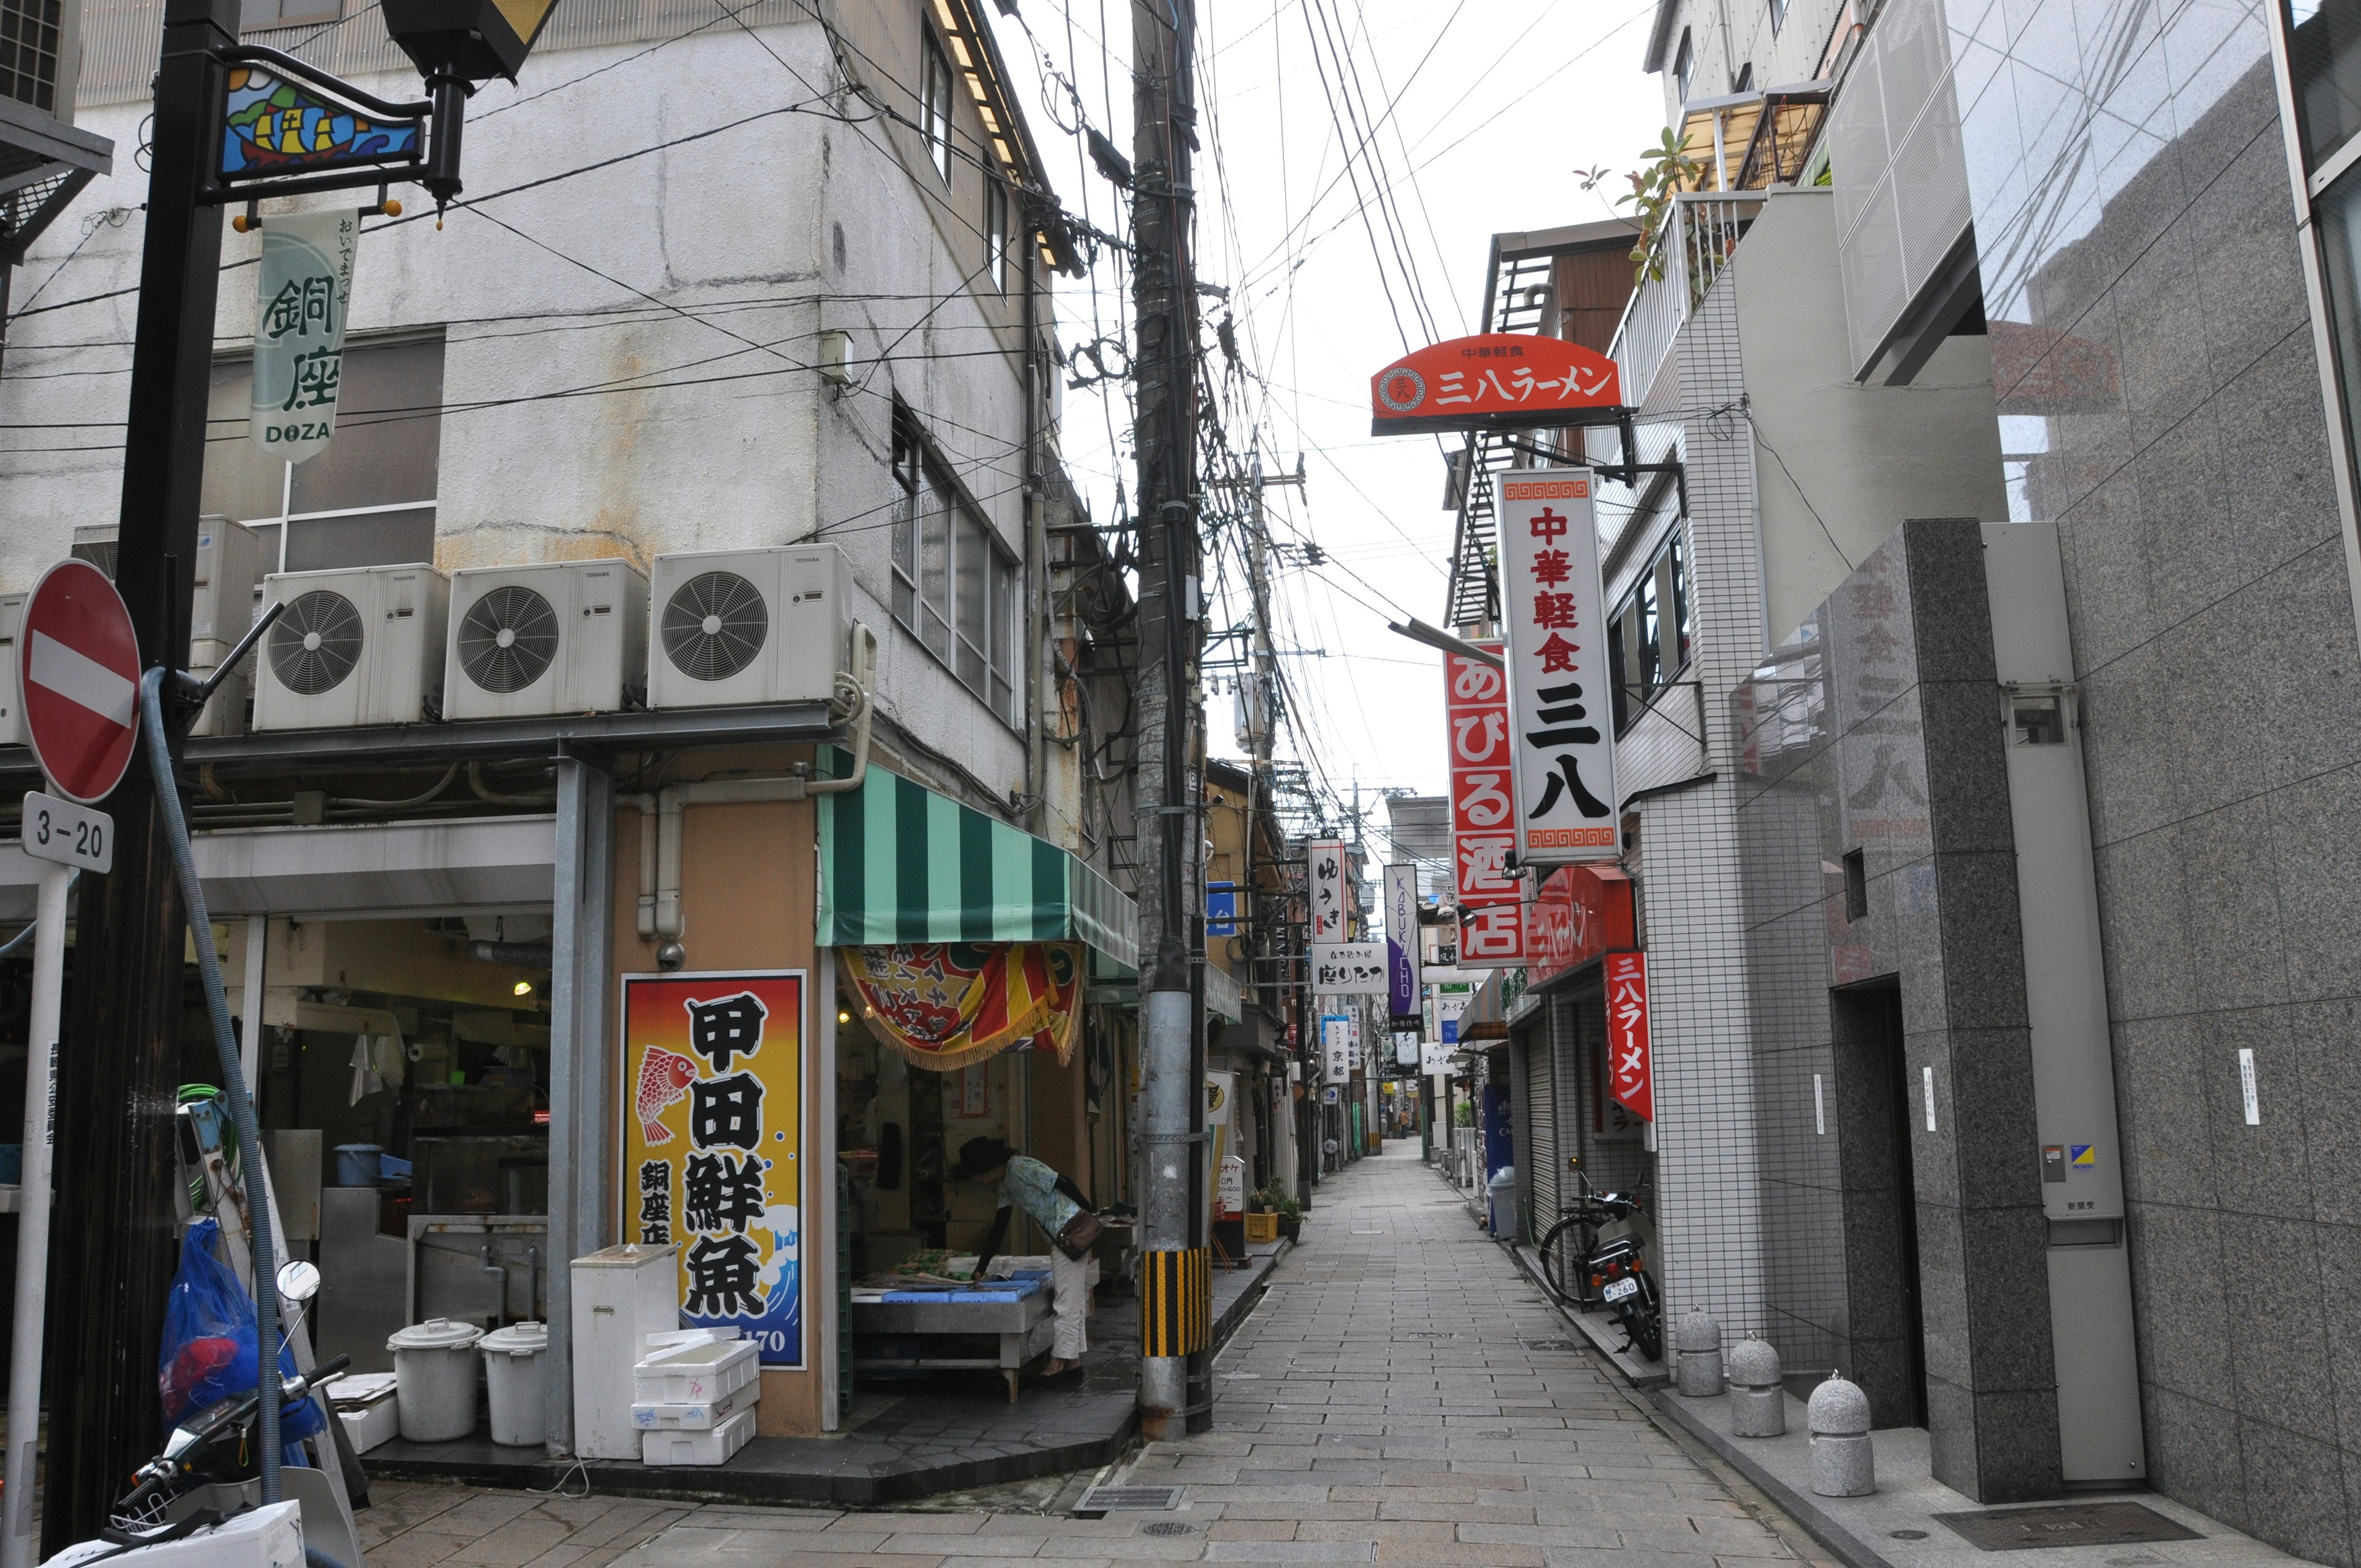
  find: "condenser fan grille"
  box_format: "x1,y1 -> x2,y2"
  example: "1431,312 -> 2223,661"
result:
268,590 -> 364,697
457,584 -> 561,694
662,571 -> 769,683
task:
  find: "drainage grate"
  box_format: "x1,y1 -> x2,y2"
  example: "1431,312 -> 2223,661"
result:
1143,1522 -> 1200,1537
1935,1503 -> 2201,1551
1079,1486 -> 1184,1513
1521,1338 -> 1580,1352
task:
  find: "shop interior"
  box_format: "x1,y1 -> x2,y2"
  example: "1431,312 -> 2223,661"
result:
240,911 -> 556,1379
834,975 -> 1136,1403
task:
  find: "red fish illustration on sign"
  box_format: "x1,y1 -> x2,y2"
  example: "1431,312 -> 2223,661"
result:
635,1047 -> 697,1144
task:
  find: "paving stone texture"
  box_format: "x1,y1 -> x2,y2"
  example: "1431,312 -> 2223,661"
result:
359,1144 -> 1816,1568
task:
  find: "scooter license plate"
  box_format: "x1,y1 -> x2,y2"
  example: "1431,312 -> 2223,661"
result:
1602,1277 -> 1639,1302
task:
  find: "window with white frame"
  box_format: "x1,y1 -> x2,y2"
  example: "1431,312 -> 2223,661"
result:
1607,528 -> 1693,735
890,403 -> 1020,724
986,180 -> 1010,291
1768,0 -> 1787,35
1674,28 -> 1695,104
200,333 -> 443,572
922,28 -> 954,187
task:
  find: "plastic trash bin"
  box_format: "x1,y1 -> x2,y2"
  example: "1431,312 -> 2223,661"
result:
1486,1166 -> 1517,1240
387,1318 -> 482,1441
480,1320 -> 549,1447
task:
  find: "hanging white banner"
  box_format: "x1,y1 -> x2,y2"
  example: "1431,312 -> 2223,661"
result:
250,207 -> 360,464
1496,469 -> 1619,863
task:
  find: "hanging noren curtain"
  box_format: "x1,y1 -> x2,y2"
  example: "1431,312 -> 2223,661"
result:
839,942 -> 1084,1072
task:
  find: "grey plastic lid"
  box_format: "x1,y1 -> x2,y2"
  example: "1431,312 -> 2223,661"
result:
481,1321 -> 548,1356
387,1317 -> 483,1352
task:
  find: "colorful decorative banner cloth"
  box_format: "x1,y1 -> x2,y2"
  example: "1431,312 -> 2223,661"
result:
839,942 -> 1082,1072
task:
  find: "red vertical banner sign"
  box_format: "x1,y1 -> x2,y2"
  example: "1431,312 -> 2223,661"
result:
1604,951 -> 1653,1121
1443,643 -> 1526,966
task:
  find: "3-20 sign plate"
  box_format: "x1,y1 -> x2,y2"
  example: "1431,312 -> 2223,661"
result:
22,791 -> 113,874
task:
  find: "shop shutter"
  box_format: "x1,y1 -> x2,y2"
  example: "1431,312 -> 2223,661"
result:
1522,1021 -> 1559,1243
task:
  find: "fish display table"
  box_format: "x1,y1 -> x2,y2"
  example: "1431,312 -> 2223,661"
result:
848,1275 -> 1054,1404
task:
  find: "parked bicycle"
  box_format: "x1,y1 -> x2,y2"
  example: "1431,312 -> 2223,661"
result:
1536,1156 -> 1664,1362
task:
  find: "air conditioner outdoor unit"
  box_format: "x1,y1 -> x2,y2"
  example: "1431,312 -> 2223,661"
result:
0,593 -> 23,748
70,516 -> 269,735
254,563 -> 450,732
647,544 -> 851,710
445,558 -> 650,721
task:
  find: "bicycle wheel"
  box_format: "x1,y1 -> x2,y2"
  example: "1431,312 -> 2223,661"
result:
1537,1214 -> 1599,1304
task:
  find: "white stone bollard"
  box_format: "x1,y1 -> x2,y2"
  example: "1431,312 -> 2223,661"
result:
1673,1307 -> 1723,1397
1727,1335 -> 1785,1438
1808,1377 -> 1875,1496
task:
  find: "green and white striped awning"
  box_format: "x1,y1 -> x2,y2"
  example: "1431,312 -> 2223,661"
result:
816,752 -> 1138,967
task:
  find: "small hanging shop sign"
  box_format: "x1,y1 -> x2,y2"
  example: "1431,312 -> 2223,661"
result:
249,206 -> 359,462
1368,333 -> 1622,437
621,970 -> 807,1366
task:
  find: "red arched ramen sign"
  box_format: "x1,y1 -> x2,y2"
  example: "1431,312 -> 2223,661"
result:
1369,333 -> 1622,435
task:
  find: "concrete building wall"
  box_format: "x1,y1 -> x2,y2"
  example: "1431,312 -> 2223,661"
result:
1728,188 -> 2009,645
4,4 -> 1040,807
1957,0 -> 2361,1554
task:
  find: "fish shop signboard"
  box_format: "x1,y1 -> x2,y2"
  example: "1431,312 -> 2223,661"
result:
622,970 -> 807,1366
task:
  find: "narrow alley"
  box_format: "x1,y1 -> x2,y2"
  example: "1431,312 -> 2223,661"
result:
352,1146 -> 1817,1568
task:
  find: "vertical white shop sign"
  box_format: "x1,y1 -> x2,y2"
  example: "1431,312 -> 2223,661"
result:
1307,838 -> 1349,941
1495,470 -> 1618,863
251,208 -> 360,463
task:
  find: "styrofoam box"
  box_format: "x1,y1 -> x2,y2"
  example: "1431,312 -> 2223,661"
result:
338,1397 -> 400,1455
632,1336 -> 759,1406
641,1326 -> 738,1353
631,1376 -> 756,1431
640,1405 -> 755,1467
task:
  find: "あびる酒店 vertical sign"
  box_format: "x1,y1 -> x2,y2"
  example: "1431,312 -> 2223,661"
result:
622,970 -> 806,1366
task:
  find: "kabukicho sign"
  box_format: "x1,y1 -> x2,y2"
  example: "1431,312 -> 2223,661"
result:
1369,333 -> 1621,436
622,970 -> 806,1366
1497,469 -> 1618,863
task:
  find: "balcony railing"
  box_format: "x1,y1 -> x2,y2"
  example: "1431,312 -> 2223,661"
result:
1609,192 -> 1765,406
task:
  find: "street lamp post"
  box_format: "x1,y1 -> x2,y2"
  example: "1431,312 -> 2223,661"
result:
41,0 -> 555,1546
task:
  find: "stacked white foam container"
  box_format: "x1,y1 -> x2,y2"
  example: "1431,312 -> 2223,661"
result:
633,1329 -> 761,1465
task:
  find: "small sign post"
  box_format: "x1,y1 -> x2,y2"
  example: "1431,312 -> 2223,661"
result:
4,558 -> 133,1566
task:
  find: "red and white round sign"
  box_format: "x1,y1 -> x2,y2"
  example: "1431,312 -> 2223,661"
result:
19,558 -> 141,806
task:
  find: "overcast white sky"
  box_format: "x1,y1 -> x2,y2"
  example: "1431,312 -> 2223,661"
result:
988,1 -> 1667,843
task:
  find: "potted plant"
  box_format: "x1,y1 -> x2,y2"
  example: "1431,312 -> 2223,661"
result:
1275,1194 -> 1304,1244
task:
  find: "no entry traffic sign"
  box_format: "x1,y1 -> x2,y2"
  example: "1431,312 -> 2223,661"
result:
19,558 -> 141,806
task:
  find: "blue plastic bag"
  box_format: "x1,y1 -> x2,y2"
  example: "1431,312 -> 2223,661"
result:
157,1219 -> 324,1441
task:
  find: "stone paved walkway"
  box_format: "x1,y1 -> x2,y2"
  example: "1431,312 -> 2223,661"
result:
357,1143 -> 1821,1568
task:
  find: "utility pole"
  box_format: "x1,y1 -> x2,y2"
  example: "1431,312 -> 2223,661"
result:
41,0 -> 234,1548
1243,459 -> 1307,1205
1131,0 -> 1206,1442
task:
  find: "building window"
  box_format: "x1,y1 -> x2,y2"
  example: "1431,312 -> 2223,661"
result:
888,405 -> 1021,725
1607,528 -> 1692,735
1767,0 -> 1787,35
1733,62 -> 1754,92
1674,28 -> 1695,105
922,29 -> 954,187
986,180 -> 1010,291
200,334 -> 443,573
0,0 -> 60,111
2288,0 -> 2361,172
240,0 -> 339,31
